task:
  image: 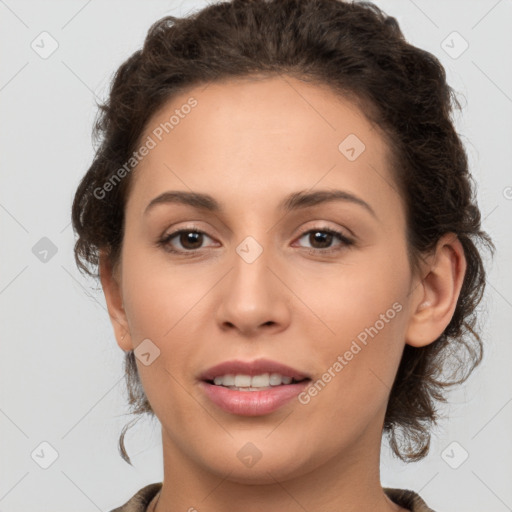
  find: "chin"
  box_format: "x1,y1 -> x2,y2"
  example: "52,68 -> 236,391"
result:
197,444 -> 317,484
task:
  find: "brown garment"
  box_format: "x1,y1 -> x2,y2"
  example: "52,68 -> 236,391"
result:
109,482 -> 436,512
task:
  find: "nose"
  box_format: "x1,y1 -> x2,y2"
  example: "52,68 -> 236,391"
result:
214,245 -> 291,337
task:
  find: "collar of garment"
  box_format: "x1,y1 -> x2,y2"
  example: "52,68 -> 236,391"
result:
108,482 -> 436,512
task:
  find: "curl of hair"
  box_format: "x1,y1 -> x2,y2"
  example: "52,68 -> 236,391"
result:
71,0 -> 495,464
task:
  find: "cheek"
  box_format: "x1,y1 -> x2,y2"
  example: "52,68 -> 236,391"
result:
293,242 -> 409,345
119,241 -> 215,404
292,243 -> 410,408
120,266 -> 203,426
120,237 -> 210,340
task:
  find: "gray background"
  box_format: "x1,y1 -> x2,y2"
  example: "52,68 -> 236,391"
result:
1,0 -> 511,511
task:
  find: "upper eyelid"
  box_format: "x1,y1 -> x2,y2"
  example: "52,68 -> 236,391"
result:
164,219 -> 351,237
164,228 -> 216,243
164,225 -> 348,238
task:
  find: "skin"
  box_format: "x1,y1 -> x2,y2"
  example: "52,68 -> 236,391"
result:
99,75 -> 466,512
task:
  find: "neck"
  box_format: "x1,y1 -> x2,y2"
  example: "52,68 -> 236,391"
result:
153,420 -> 407,512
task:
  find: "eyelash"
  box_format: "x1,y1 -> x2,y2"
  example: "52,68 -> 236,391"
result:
156,227 -> 354,257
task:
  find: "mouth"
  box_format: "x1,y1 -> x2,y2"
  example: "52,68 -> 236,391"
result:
203,373 -> 311,391
198,358 -> 312,415
198,357 -> 311,386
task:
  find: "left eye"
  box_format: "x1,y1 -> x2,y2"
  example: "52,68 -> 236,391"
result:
295,228 -> 352,251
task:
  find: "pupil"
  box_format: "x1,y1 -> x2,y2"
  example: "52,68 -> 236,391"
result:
181,232 -> 202,249
311,231 -> 332,248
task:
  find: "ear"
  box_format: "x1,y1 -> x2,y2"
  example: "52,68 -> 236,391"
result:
405,233 -> 467,348
98,250 -> 133,352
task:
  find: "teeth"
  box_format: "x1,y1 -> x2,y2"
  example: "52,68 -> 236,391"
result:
222,374 -> 235,386
235,375 -> 251,387
269,373 -> 283,385
212,373 -> 299,388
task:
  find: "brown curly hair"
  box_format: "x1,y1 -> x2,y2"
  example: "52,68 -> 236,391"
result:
71,0 -> 495,464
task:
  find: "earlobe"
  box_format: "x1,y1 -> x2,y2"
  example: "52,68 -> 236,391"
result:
98,250 -> 133,352
405,233 -> 467,348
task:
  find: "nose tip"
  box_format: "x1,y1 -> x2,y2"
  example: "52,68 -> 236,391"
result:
214,255 -> 291,337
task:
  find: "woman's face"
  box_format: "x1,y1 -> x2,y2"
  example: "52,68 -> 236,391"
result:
105,76 -> 425,482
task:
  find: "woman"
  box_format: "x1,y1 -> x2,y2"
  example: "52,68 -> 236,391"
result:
71,0 -> 494,510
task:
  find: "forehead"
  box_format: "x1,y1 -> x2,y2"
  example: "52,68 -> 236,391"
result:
127,75 -> 401,222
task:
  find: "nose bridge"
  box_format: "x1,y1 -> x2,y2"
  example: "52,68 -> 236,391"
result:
215,231 -> 289,334
230,234 -> 275,306
230,214 -> 274,287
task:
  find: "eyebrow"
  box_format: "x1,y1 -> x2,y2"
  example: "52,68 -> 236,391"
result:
144,189 -> 377,219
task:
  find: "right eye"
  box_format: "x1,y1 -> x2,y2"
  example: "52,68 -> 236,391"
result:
158,229 -> 218,254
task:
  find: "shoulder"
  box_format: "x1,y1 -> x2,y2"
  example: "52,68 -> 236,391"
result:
108,482 -> 163,512
384,487 -> 437,512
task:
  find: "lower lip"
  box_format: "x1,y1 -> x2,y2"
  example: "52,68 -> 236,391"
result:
199,380 -> 310,416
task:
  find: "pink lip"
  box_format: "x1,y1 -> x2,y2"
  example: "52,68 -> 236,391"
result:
198,358 -> 311,381
199,380 -> 310,416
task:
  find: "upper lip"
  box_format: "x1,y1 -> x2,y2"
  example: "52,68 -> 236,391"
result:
199,358 -> 311,381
